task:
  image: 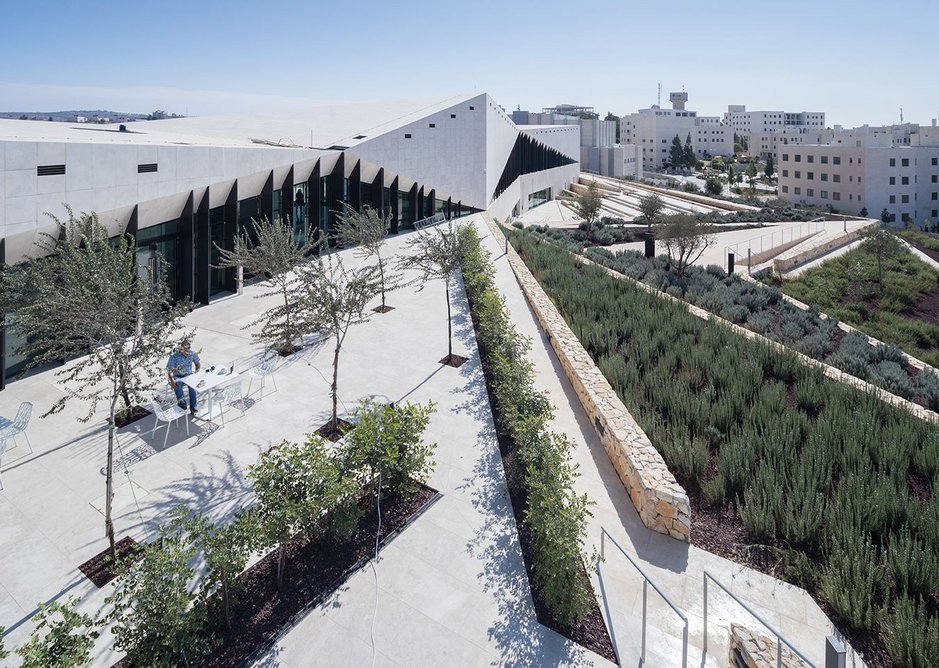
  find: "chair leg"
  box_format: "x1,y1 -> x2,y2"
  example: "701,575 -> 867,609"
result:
163,422 -> 170,449
150,417 -> 158,438
270,374 -> 277,392
219,403 -> 226,427
185,415 -> 190,437
22,431 -> 32,455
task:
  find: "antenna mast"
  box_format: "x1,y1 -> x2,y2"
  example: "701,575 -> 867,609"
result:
657,83 -> 661,107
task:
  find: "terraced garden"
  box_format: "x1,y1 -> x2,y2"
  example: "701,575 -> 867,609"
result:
508,228 -> 939,667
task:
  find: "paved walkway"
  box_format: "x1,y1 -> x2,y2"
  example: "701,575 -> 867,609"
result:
0,218 -> 608,667
481,216 -> 866,667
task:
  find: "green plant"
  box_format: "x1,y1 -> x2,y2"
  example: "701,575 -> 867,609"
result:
654,214 -> 716,275
185,507 -> 261,630
0,626 -> 7,661
15,597 -> 98,668
397,222 -> 467,363
882,595 -> 939,668
107,524 -> 210,667
296,253 -> 380,432
344,399 -> 437,496
0,208 -> 190,553
248,436 -> 355,588
335,204 -> 399,310
214,215 -> 319,355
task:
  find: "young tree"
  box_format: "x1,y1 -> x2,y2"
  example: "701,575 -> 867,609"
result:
638,193 -> 664,232
860,226 -> 903,294
295,253 -> 379,433
185,507 -> 261,630
1,208 -> 189,553
343,399 -> 437,497
335,204 -> 398,311
745,160 -> 758,194
655,214 -> 717,275
248,436 -> 354,588
881,208 -> 893,224
396,222 -> 466,364
106,523 -> 209,666
15,597 -> 98,668
574,180 -> 602,241
726,164 -> 736,190
669,134 -> 684,170
215,216 -> 318,355
683,133 -> 695,170
764,154 -> 775,179
859,206 -> 869,217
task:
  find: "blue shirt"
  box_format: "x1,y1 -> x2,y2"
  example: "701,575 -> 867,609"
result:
167,350 -> 200,378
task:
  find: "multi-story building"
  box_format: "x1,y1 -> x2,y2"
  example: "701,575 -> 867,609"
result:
0,93 -> 579,388
511,110 -> 641,179
724,105 -> 827,161
621,92 -> 733,171
777,122 -> 939,224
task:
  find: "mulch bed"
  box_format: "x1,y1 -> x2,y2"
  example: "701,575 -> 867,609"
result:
315,417 -> 354,442
113,405 -> 152,429
906,237 -> 939,264
439,354 -> 468,368
78,537 -> 144,588
372,304 -> 395,313
464,291 -> 617,662
197,483 -> 438,667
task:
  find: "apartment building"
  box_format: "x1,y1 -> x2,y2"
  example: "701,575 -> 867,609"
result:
777,122 -> 939,224
621,92 -> 733,171
725,105 -> 827,160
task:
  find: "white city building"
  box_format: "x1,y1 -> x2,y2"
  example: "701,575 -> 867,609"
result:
724,105 -> 826,161
777,122 -> 939,224
0,92 -> 579,388
621,92 -> 733,171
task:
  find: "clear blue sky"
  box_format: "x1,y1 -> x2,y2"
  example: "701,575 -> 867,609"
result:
1,0 -> 936,128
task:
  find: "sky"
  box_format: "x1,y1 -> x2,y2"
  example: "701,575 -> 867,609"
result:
1,0 -> 936,128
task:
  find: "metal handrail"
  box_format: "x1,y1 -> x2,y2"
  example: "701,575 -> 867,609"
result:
702,570 -> 816,668
724,218 -> 825,260
599,528 -> 688,667
413,212 -> 446,230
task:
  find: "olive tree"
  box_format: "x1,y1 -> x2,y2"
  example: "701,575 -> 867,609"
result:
638,193 -> 664,232
335,204 -> 399,311
295,253 -> 379,434
215,216 -> 318,355
575,181 -> 603,242
1,208 -> 189,553
396,222 -> 466,364
655,214 -> 716,275
860,225 -> 904,294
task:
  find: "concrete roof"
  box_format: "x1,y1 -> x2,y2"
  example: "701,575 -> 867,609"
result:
0,94 -> 478,151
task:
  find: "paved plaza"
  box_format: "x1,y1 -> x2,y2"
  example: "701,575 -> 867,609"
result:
0,216 -> 864,666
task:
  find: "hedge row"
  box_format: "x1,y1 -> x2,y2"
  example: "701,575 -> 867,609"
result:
509,228 -> 939,667
577,246 -> 939,413
458,224 -> 593,629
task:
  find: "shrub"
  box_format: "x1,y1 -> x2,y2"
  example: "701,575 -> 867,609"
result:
820,536 -> 879,631
868,360 -> 915,399
16,597 -> 98,668
344,399 -> 437,496
883,595 -> 939,668
106,523 -> 211,667
915,368 -> 939,411
720,303 -> 750,324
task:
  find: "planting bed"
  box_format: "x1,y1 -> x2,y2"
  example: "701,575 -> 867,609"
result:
181,483 -> 437,668
459,227 -> 616,662
568,241 -> 939,413
510,228 -> 939,667
79,537 -> 144,588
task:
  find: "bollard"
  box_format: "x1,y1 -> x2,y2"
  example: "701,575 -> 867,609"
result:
644,237 -> 655,258
825,636 -> 846,668
727,252 -> 735,274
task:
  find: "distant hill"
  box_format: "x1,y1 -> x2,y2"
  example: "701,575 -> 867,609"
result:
0,110 -> 184,123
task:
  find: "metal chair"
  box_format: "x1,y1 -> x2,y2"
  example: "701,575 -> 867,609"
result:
246,357 -> 278,400
148,402 -> 190,448
211,381 -> 246,426
0,401 -> 34,454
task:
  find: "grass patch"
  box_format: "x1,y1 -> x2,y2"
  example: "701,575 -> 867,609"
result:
782,241 -> 939,367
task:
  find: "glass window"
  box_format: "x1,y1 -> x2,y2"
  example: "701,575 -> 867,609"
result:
890,158 -> 896,167
821,156 -> 828,164
902,195 -> 910,203
807,155 -> 814,163
807,172 -> 814,180
833,156 -> 841,165
821,173 -> 828,181
820,191 -> 828,199
890,177 -> 896,185
902,176 -> 909,185
902,158 -> 909,167
833,192 -> 840,201
889,195 -> 896,203
807,188 -> 814,197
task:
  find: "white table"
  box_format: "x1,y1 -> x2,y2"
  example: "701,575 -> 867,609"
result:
180,368 -> 241,421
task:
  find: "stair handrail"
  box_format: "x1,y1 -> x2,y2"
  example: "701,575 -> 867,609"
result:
703,570 -> 816,668
599,527 -> 688,667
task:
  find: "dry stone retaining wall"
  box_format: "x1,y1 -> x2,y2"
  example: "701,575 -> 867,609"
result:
484,216 -> 691,541
729,624 -> 808,668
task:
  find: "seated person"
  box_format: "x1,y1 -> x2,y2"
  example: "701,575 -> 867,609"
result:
166,339 -> 201,414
